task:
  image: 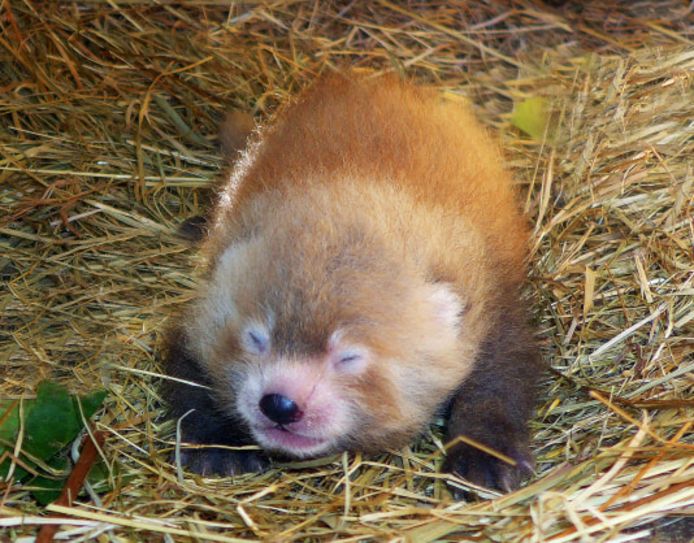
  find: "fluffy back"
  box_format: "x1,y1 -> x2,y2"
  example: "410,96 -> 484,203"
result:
206,72 -> 529,286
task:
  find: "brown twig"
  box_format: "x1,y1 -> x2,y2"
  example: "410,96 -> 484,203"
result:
36,430 -> 107,543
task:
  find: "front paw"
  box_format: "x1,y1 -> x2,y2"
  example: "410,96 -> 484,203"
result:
443,440 -> 533,497
177,446 -> 270,476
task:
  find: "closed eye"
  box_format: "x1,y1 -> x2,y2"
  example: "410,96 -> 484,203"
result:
339,353 -> 362,364
245,327 -> 270,355
334,350 -> 368,374
249,331 -> 264,349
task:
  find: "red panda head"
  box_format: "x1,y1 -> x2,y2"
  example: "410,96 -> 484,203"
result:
185,186 -> 478,458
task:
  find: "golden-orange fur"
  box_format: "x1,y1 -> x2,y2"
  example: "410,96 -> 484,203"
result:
206,74 -> 528,284
165,71 -> 540,489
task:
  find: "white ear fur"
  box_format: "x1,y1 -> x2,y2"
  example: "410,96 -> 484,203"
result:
204,241 -> 253,325
428,283 -> 464,330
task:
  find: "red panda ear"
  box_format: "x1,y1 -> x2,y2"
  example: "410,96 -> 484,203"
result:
428,283 -> 464,331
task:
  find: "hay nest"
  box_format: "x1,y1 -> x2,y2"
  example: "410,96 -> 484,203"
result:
1,1 -> 692,541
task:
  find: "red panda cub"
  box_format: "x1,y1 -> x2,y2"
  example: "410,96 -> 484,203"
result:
163,72 -> 543,493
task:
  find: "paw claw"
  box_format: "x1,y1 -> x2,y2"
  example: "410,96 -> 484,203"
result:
443,441 -> 533,498
176,447 -> 270,476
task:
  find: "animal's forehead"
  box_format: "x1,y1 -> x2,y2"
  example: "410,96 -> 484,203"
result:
258,286 -> 353,353
216,212 -> 420,357
230,232 -> 411,305
256,283 -> 423,363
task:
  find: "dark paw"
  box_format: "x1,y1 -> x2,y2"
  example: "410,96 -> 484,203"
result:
443,441 -> 533,498
176,446 -> 270,476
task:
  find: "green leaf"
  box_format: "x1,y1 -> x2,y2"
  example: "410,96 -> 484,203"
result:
76,389 -> 108,421
0,400 -> 20,444
87,460 -> 114,491
511,97 -> 549,140
29,475 -> 65,505
23,381 -> 82,460
27,455 -> 69,504
0,381 -> 107,485
28,453 -> 114,504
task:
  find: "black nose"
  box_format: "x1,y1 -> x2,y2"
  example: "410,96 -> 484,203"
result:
259,393 -> 303,425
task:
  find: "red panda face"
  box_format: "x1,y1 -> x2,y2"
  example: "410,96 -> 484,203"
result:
183,185 -> 487,459
186,229 -> 472,458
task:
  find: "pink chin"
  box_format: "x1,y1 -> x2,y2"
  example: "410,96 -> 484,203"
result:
255,426 -> 332,456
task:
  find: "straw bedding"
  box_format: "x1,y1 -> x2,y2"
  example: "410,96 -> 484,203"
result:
1,1 -> 692,541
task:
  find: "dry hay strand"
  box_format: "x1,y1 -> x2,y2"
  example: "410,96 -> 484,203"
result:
1,1 -> 692,542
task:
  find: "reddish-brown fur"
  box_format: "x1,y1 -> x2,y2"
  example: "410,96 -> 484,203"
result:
163,72 -> 542,494
206,75 -> 528,284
